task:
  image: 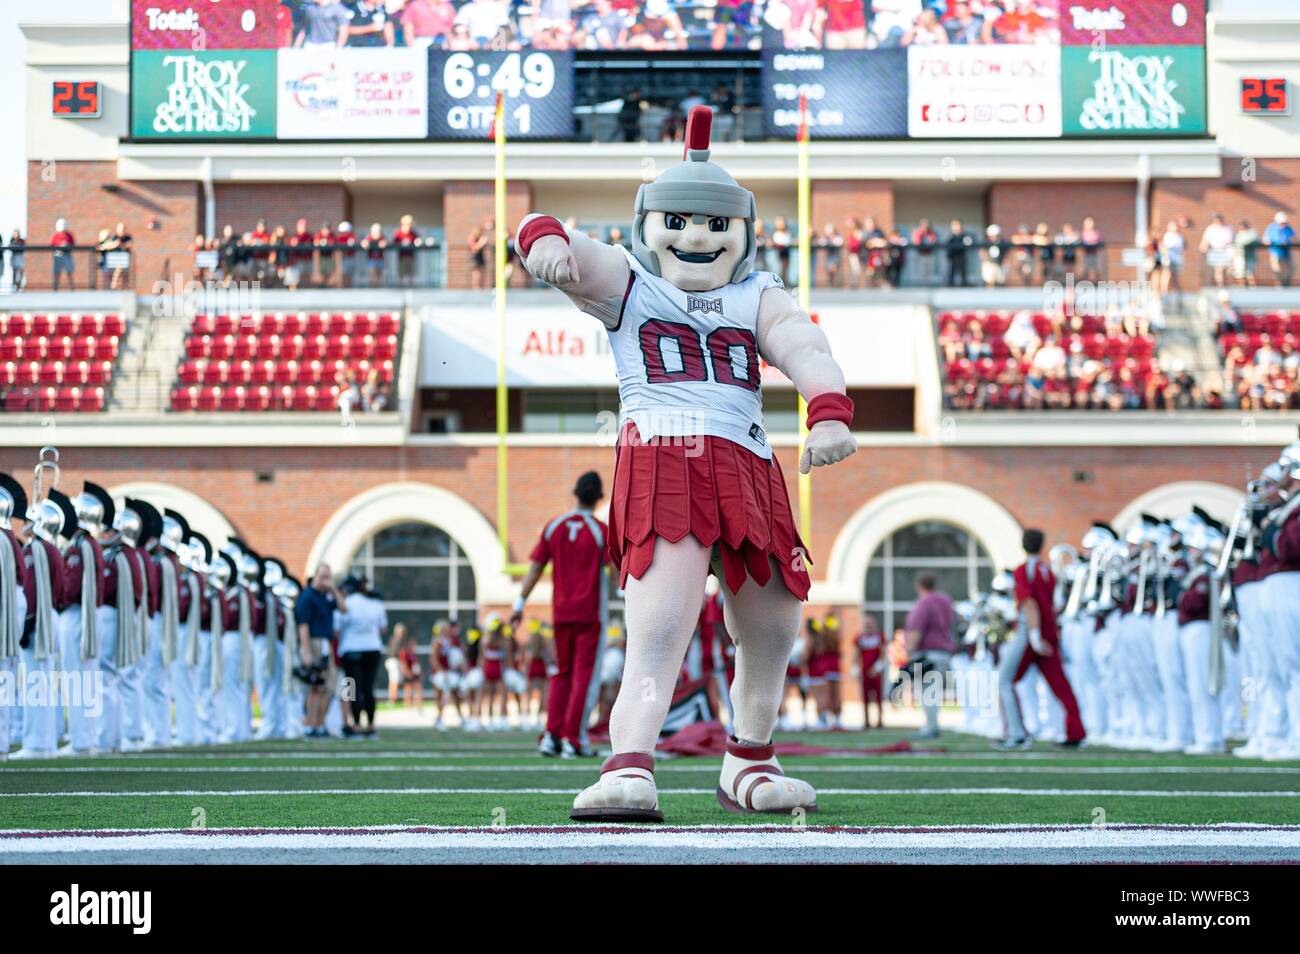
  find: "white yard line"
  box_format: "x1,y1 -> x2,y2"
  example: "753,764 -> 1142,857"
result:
4,823 -> 1300,855
3,787 -> 1297,798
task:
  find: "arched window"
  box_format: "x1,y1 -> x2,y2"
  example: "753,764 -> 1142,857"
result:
349,522 -> 477,643
864,520 -> 995,637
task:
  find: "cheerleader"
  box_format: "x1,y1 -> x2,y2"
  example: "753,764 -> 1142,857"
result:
856,611 -> 886,729
461,624 -> 486,731
430,621 -> 466,731
397,629 -> 422,712
522,620 -> 554,731
779,619 -> 814,730
478,614 -> 511,730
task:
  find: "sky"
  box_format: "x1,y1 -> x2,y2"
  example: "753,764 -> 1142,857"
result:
0,0 -> 117,239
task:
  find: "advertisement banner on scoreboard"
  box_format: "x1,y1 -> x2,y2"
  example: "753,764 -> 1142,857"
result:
1061,45 -> 1207,135
1058,0 -> 1206,46
761,50 -> 908,140
131,0 -> 283,50
277,48 -> 427,140
428,51 -> 573,140
907,45 -> 1062,139
131,49 -> 277,139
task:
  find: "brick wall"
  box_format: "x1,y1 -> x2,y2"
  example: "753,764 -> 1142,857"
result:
213,183 -> 352,237
442,180 -> 533,289
26,160 -> 201,293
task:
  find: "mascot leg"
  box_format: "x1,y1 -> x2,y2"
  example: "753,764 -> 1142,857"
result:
571,537 -> 709,822
715,565 -> 817,815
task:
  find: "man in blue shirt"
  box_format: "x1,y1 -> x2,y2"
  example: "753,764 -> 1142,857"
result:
1265,212 -> 1296,287
296,563 -> 344,738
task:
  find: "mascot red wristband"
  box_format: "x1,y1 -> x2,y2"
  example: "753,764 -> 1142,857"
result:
806,393 -> 854,429
517,215 -> 570,257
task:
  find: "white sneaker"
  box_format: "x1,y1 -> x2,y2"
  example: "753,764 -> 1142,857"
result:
120,738 -> 144,753
1232,740 -> 1262,759
570,753 -> 663,822
716,738 -> 816,815
1183,742 -> 1226,755
463,718 -> 481,732
10,748 -> 53,760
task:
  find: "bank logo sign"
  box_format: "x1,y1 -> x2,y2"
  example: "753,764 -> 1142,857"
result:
132,50 -> 276,138
1062,46 -> 1206,135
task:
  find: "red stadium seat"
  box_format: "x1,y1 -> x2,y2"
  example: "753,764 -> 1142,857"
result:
304,313 -> 327,336
249,360 -> 275,386
236,313 -> 260,335
327,313 -> 352,335
315,386 -> 339,411
374,335 -> 397,360
100,314 -> 126,337
95,336 -> 119,361
78,388 -> 103,412
186,335 -> 210,359
374,312 -> 399,335
5,388 -> 33,412
1241,312 -> 1263,334
247,386 -> 274,412
326,334 -> 350,360
0,337 -> 21,361
275,360 -> 297,386
178,361 -> 203,386
202,360 -> 230,385
52,314 -> 77,337
79,361 -> 104,387
28,314 -> 53,337
218,387 -> 245,412
1,361 -> 15,386
301,335 -> 328,360
171,387 -> 195,412
39,362 -> 64,386
209,335 -> 235,361
192,314 -> 215,336
256,335 -> 281,360
351,313 -> 375,337
233,335 -> 257,361
257,313 -> 282,336
212,314 -> 236,336
196,387 -> 218,412
70,336 -> 95,361
280,313 -> 305,337
229,361 -> 254,385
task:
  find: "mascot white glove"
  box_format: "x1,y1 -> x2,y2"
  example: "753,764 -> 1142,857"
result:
524,234 -> 580,288
800,420 -> 857,474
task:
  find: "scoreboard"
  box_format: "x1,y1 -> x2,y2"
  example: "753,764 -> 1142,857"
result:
428,52 -> 572,140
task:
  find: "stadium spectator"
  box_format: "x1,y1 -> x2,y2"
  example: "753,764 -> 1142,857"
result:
982,0 -> 1059,44
362,222 -> 388,285
1233,219 -> 1259,286
345,0 -> 396,46
338,574 -> 387,738
401,0 -> 456,47
1265,211 -> 1296,287
1159,220 -> 1186,298
772,215 -> 793,285
1200,213 -> 1235,287
884,226 -> 907,287
1009,223 -> 1034,285
1213,290 -> 1241,340
1055,222 -> 1080,280
393,213 -> 420,287
944,1 -> 984,43
1032,222 -> 1054,284
249,218 -> 273,283
50,218 -> 76,291
295,0 -> 351,47
981,224 -> 1007,287
1080,216 -> 1103,281
904,573 -> 954,740
337,220 -> 359,287
911,218 -> 939,284
5,230 -> 26,291
815,222 -> 842,286
710,0 -> 753,50
269,224 -> 290,286
286,217 -> 314,290
106,221 -> 133,289
468,219 -> 491,289
315,221 -> 337,287
861,216 -> 888,287
945,219 -> 973,286
903,6 -> 948,45
96,229 -> 114,290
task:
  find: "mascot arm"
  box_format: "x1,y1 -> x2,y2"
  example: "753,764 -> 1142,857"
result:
516,213 -> 631,329
756,286 -> 858,475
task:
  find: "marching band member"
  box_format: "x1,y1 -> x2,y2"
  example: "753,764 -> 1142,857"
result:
1260,446 -> 1300,759
254,557 -> 290,740
1177,514 -> 1226,755
57,483 -> 107,756
0,475 -> 33,760
163,513 -> 203,746
217,548 -> 259,744
135,499 -> 179,750
186,532 -> 220,745
1151,517 -> 1193,752
276,574 -> 306,740
106,499 -> 150,753
13,483 -> 72,760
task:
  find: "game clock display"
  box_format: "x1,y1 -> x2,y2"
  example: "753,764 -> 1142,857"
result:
51,80 -> 102,119
427,51 -> 573,140
1241,77 -> 1291,115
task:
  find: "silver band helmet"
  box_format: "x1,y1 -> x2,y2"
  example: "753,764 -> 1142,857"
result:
114,500 -> 144,547
74,481 -> 114,538
263,556 -> 286,589
187,531 -> 214,575
211,551 -> 237,591
161,508 -> 191,555
0,474 -> 28,528
631,106 -> 757,284
31,488 -> 78,547
125,497 -> 163,549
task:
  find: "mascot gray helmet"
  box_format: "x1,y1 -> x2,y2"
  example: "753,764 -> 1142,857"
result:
632,106 -> 757,284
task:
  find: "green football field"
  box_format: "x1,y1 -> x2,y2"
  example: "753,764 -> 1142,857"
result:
3,727 -> 1299,863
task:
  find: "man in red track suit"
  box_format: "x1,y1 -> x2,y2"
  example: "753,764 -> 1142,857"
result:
512,471 -> 610,759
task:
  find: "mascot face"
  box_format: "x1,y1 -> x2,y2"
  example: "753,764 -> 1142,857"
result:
643,211 -> 746,292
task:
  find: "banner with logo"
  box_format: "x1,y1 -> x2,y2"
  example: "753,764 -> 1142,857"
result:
1059,1 -> 1206,46
908,45 -> 1062,139
1062,45 -> 1207,135
130,0 -> 283,50
277,48 -> 428,140
131,50 -> 277,138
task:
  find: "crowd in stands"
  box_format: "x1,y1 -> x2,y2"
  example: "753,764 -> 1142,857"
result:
939,306 -> 1208,412
1182,212 -> 1296,290
191,216 -> 429,290
1,221 -> 135,293
1213,297 -> 1300,411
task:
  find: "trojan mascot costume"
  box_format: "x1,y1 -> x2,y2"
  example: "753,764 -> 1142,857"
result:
517,107 -> 857,821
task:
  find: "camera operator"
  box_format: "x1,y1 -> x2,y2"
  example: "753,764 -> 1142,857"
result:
296,563 -> 346,739
338,574 -> 388,738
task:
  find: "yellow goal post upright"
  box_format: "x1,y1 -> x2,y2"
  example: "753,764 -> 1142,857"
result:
796,93 -> 813,544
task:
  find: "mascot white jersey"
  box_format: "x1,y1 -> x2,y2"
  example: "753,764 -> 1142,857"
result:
517,106 -> 857,821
